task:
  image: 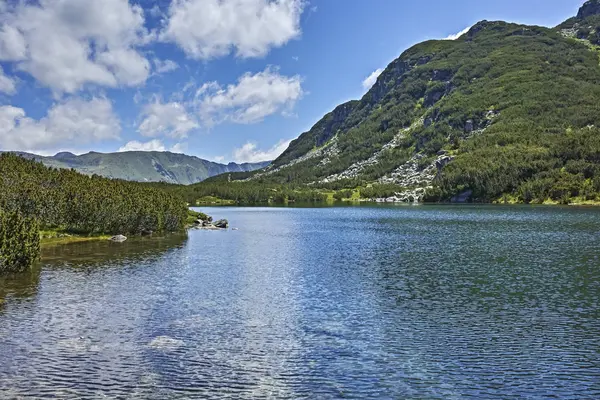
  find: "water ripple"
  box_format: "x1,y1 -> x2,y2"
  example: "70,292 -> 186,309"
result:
0,206 -> 599,398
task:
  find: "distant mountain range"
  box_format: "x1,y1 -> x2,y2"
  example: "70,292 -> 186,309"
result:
10,151 -> 270,185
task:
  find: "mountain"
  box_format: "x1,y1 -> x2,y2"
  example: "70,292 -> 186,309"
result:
12,151 -> 269,185
238,1 -> 600,204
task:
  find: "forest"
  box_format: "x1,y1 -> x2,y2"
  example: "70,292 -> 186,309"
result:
193,18 -> 600,205
0,153 -> 188,273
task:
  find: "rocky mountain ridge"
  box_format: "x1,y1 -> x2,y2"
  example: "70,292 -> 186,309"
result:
241,1 -> 600,204
11,151 -> 269,185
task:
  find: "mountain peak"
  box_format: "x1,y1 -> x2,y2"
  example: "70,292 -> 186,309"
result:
577,0 -> 600,19
54,151 -> 76,159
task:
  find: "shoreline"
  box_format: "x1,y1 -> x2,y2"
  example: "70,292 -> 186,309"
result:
194,199 -> 600,207
40,234 -> 112,248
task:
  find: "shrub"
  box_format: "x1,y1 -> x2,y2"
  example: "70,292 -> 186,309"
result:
0,210 -> 40,273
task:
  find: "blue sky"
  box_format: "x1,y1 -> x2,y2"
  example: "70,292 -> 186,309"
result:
0,0 -> 584,163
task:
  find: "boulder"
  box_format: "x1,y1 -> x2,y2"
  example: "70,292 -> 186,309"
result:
109,235 -> 127,242
213,219 -> 229,229
451,190 -> 473,203
435,155 -> 454,171
141,229 -> 153,236
465,119 -> 474,133
202,220 -> 211,227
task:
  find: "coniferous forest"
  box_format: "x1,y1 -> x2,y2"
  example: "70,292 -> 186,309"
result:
0,153 -> 188,272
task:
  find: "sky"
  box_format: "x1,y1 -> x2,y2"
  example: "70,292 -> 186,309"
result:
0,0 -> 585,163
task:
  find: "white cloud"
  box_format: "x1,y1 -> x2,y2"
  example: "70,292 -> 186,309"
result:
153,58 -> 179,74
0,97 -> 120,152
161,0 -> 304,59
118,140 -> 188,153
444,26 -> 471,40
0,66 -> 16,94
196,67 -> 303,126
97,48 -> 150,86
0,24 -> 27,61
0,0 -> 150,93
138,100 -> 199,139
170,142 -> 188,153
118,139 -> 166,152
362,68 -> 384,90
232,139 -> 291,163
148,5 -> 164,18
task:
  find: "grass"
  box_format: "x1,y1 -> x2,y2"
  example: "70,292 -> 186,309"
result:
39,229 -> 111,247
195,196 -> 235,205
567,196 -> 600,206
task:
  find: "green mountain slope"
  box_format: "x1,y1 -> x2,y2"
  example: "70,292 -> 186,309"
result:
11,151 -> 269,185
238,1 -> 600,204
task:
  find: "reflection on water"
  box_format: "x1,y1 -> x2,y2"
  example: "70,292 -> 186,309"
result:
0,205 -> 599,399
0,265 -> 41,312
41,233 -> 189,266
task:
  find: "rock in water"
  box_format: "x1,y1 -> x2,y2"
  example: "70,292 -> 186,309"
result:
148,336 -> 184,350
109,234 -> 127,242
213,219 -> 229,229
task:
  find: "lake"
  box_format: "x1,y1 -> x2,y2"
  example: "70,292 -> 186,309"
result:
1,205 -> 599,399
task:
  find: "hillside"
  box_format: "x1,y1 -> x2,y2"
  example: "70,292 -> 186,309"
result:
224,1 -> 600,204
12,151 -> 269,185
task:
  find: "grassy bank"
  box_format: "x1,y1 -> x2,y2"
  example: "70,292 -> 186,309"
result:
39,230 -> 112,247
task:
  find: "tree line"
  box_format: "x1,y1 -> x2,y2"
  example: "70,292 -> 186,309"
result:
0,153 -> 188,272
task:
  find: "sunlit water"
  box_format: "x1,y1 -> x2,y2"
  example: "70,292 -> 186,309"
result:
1,205 -> 599,399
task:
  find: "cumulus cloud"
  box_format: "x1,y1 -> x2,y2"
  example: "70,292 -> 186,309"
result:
138,100 -> 199,138
0,66 -> 16,94
118,139 -> 166,152
232,139 -> 291,163
444,26 -> 472,40
0,0 -> 150,93
161,0 -> 304,59
0,97 -> 120,152
170,142 -> 188,153
362,68 -> 384,90
118,139 -> 187,153
0,24 -> 27,61
196,67 -> 303,126
153,58 -> 179,74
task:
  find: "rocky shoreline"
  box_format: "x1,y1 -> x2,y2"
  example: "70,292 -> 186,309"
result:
191,215 -> 229,230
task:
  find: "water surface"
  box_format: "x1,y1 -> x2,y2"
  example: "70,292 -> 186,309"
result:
1,205 -> 599,398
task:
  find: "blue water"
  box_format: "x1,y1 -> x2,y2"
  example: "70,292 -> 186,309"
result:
1,205 -> 599,398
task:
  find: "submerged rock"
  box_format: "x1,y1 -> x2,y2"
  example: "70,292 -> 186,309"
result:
148,336 -> 184,350
109,235 -> 127,242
